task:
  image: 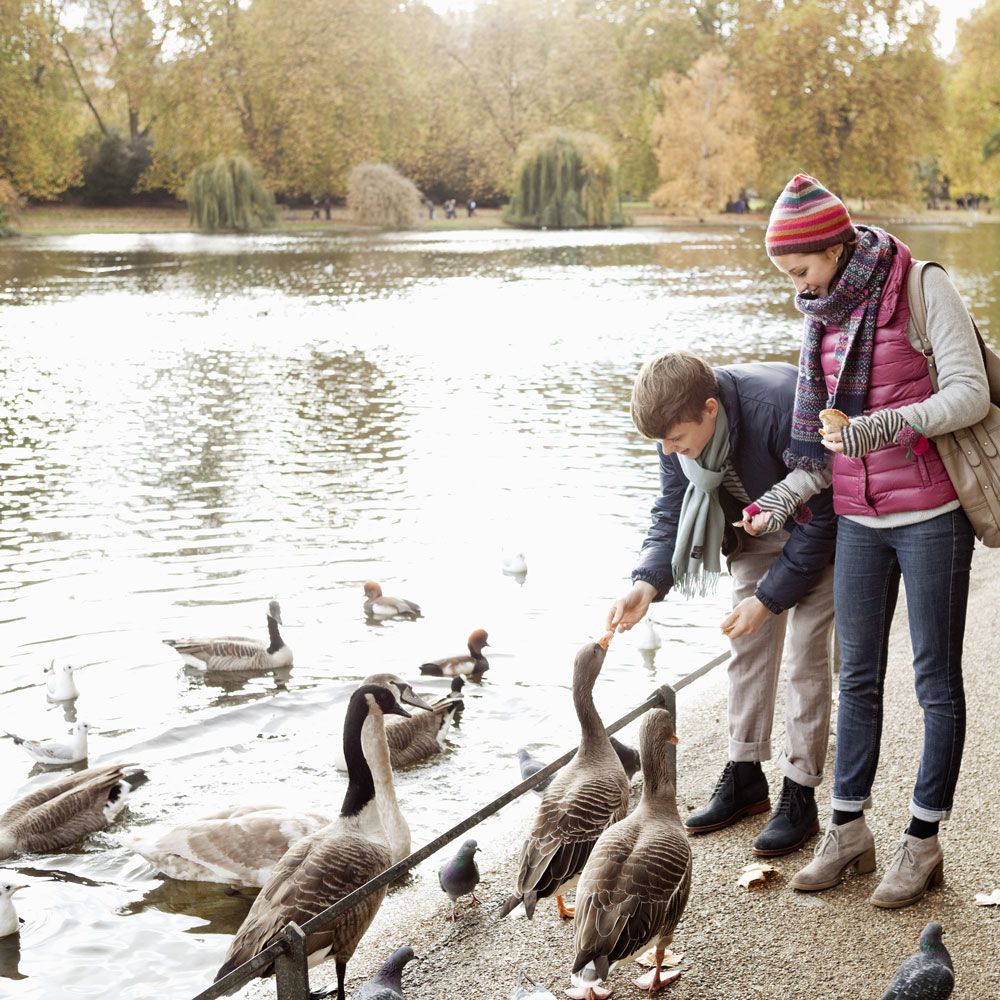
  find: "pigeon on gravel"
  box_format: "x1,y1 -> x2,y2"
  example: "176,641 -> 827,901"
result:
510,968 -> 558,998
348,946 -> 418,999
437,838 -> 481,920
879,922 -> 954,1000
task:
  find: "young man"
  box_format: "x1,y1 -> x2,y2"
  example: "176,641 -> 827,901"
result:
607,351 -> 837,856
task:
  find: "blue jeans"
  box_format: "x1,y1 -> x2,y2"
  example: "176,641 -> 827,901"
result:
832,509 -> 974,822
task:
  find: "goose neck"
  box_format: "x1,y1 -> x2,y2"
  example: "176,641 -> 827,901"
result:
340,698 -> 376,818
266,615 -> 284,653
572,670 -> 603,746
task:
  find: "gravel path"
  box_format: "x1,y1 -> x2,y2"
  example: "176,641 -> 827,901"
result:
247,544 -> 1000,1000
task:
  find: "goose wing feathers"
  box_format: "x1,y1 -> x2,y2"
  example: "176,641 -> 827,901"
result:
517,769 -> 629,897
1,765 -> 136,854
218,829 -> 391,980
573,821 -> 692,972
164,637 -> 272,671
383,704 -> 457,768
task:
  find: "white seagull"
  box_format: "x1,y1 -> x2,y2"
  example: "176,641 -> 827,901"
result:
44,660 -> 79,701
0,879 -> 27,938
8,721 -> 91,766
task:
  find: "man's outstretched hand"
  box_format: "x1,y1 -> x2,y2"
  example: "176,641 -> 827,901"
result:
607,580 -> 658,633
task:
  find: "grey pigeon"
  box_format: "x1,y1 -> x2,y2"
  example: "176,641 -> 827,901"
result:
349,946 -> 417,1000
517,738 -> 639,795
510,968 -> 558,998
880,922 -> 954,1000
437,838 -> 481,920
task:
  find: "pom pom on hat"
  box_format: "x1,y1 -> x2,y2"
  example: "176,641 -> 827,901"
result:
765,174 -> 855,256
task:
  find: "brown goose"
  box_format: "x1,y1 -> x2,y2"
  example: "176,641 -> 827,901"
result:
0,764 -> 148,859
163,600 -> 292,672
568,708 -> 691,998
419,629 -> 490,677
498,634 -> 628,921
214,684 -> 408,998
363,582 -> 421,619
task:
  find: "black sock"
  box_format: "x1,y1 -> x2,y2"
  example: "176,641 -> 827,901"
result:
906,817 -> 939,839
831,808 -> 860,826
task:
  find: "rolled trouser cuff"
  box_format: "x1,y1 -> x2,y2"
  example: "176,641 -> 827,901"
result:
830,794 -> 872,813
910,798 -> 952,823
729,737 -> 772,763
776,750 -> 822,788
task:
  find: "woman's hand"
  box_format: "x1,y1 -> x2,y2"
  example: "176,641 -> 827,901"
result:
720,596 -> 771,638
607,581 -> 658,633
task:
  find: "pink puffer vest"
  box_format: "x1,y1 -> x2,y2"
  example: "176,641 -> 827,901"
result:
822,238 -> 958,516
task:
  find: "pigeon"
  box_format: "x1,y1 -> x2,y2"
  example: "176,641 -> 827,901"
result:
510,968 -> 558,998
0,880 -> 27,938
517,738 -> 639,795
349,946 -> 418,999
437,838 -> 481,920
8,721 -> 91,765
879,922 -> 954,1000
44,660 -> 79,701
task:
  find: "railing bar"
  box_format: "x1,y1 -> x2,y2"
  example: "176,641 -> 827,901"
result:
671,650 -> 730,692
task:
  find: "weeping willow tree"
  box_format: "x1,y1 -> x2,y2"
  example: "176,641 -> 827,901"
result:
505,129 -> 624,229
186,155 -> 277,233
347,162 -> 422,229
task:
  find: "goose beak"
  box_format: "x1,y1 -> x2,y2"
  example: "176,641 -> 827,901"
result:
669,734 -> 679,745
597,631 -> 613,650
401,688 -> 432,710
388,702 -> 411,719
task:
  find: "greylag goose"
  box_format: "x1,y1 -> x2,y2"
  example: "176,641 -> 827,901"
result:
498,635 -> 628,920
0,764 -> 148,859
0,880 -> 26,938
163,600 -> 292,672
135,679 -> 419,885
438,838 -> 481,920
349,945 -> 418,999
517,738 -> 640,797
419,629 -> 489,677
363,582 -> 421,619
568,708 -> 690,999
214,684 -> 408,998
8,721 -> 90,765
44,660 -> 79,701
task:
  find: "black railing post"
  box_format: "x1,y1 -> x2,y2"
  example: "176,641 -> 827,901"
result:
274,923 -> 311,1000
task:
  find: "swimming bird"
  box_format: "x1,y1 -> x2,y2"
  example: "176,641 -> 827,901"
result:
879,922 -> 954,1000
419,629 -> 489,677
498,635 -> 628,921
503,553 -> 528,576
8,721 -> 91,766
568,707 -> 690,998
0,880 -> 27,938
349,946 -> 418,999
635,618 -> 661,653
438,838 -> 481,920
363,582 -> 421,619
214,684 -> 408,998
510,969 -> 558,999
0,764 -> 148,859
518,737 -> 640,798
44,660 -> 79,701
163,600 -> 292,672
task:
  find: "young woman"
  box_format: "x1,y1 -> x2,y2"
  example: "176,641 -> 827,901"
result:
747,174 -> 989,909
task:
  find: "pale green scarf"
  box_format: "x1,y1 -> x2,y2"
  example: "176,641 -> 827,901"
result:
672,405 -> 730,598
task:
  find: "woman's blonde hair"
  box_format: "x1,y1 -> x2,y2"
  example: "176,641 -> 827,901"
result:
631,351 -> 718,440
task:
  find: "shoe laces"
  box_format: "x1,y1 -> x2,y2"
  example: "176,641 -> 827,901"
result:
813,826 -> 839,858
712,761 -> 735,794
774,780 -> 808,822
886,837 -> 916,874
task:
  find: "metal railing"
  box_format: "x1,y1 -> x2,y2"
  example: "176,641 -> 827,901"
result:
191,648 -> 731,1000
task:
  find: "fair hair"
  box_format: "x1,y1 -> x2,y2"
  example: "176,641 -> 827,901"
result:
631,351 -> 718,440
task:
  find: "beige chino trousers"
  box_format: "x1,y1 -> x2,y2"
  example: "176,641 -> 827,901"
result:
726,531 -> 835,787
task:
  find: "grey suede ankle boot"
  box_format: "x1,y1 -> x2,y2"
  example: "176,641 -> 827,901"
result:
870,833 -> 944,909
789,815 -> 876,892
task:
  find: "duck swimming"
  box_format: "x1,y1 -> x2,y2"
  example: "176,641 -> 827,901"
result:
419,629 -> 489,677
363,582 -> 421,619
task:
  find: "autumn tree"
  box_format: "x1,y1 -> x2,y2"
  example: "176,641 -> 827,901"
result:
651,52 -> 757,212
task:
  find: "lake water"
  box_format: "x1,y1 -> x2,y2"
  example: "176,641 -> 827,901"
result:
0,221 -> 996,999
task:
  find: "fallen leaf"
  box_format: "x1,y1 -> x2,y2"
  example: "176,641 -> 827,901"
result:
636,947 -> 684,968
974,889 -> 1000,906
737,862 -> 778,889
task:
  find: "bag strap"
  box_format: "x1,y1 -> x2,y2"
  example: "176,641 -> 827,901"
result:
906,259 -> 942,392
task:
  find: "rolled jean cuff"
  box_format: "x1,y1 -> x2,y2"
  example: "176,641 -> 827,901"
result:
729,737 -> 771,762
910,798 -> 952,823
830,794 -> 872,813
776,750 -> 822,789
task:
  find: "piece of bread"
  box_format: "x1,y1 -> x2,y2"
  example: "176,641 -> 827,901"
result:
818,407 -> 850,436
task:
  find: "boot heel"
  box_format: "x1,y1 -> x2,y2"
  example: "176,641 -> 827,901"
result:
929,859 -> 944,888
853,846 -> 877,875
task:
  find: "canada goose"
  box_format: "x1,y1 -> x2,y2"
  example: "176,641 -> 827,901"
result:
498,635 -> 628,920
568,708 -> 690,998
214,685 -> 408,998
419,629 -> 489,677
44,660 -> 79,701
363,582 -> 420,619
163,600 -> 292,672
0,881 -> 26,938
0,765 -> 148,859
7,721 -> 91,766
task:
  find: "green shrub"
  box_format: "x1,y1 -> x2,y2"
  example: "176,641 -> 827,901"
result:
505,129 -> 624,229
0,178 -> 20,237
347,163 -> 422,229
186,155 -> 277,233
77,129 -> 152,204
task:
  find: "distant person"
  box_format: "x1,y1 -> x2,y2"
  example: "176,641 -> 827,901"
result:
749,174 -> 988,907
425,198 -> 435,220
310,198 -> 321,220
445,198 -> 456,220
323,196 -> 332,221
607,350 -> 837,858
467,198 -> 477,218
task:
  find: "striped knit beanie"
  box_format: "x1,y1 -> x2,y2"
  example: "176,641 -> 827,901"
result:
765,174 -> 855,256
